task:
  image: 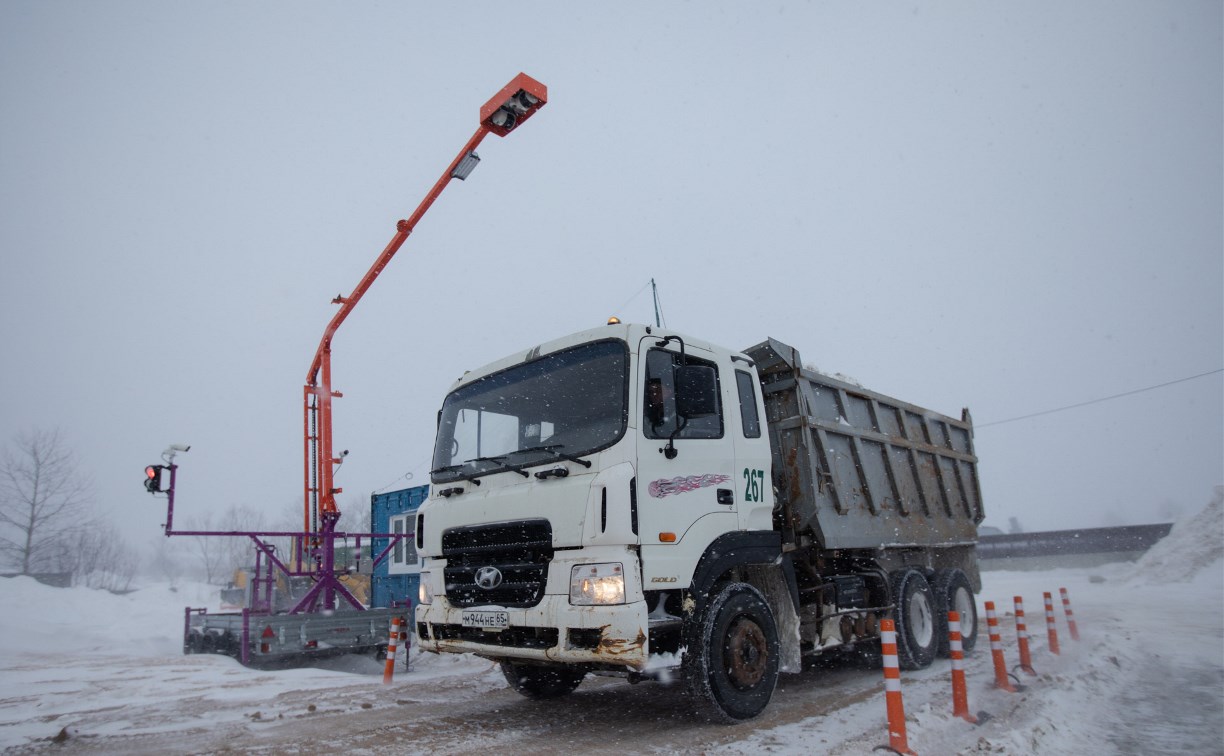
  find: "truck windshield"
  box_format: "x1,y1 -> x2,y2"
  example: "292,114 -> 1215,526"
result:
431,340 -> 628,483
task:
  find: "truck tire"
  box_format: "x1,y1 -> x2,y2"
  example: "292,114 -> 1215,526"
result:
684,582 -> 780,723
889,569 -> 937,670
932,568 -> 978,657
500,661 -> 585,700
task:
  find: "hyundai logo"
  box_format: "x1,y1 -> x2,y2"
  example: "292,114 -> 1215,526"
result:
475,566 -> 503,590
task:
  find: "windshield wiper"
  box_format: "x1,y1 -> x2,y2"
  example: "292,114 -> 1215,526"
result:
432,455 -> 526,483
464,454 -> 510,465
463,455 -> 529,479
512,444 -> 593,469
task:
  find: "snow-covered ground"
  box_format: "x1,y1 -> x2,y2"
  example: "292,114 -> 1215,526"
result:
1,492 -> 1220,754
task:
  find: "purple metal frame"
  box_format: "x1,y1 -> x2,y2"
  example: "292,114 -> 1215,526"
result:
161,463 -> 410,615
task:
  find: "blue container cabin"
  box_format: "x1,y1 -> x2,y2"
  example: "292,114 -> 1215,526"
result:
370,485 -> 428,610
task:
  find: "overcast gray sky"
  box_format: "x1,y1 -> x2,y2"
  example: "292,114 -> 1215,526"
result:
1,2 -> 1220,549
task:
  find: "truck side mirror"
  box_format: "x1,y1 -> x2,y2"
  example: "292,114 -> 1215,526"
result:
675,365 -> 718,419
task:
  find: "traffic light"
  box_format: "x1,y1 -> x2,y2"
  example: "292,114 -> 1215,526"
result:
144,465 -> 165,494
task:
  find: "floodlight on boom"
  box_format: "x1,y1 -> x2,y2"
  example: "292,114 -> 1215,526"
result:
479,72 -> 549,137
451,150 -> 481,180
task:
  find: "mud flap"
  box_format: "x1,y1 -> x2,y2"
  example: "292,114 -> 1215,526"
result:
748,564 -> 802,673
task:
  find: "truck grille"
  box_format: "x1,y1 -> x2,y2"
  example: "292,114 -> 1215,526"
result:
442,519 -> 552,609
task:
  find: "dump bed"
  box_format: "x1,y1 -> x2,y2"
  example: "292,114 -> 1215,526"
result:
745,337 -> 983,551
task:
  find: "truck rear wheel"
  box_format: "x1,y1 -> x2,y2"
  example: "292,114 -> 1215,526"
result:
932,568 -> 978,657
500,661 -> 585,700
684,582 -> 780,723
889,569 -> 937,670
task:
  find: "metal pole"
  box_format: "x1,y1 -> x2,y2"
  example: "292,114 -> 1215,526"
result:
163,463 -> 178,536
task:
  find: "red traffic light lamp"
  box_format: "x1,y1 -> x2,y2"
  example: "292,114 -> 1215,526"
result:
144,465 -> 165,493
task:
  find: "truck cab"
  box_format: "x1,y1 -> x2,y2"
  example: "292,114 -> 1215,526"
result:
414,322 -> 776,675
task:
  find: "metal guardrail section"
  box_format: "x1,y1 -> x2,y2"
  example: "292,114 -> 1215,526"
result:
976,523 -> 1173,560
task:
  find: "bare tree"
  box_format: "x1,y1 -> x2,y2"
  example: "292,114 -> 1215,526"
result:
58,523 -> 139,592
147,533 -> 187,586
340,492 -> 372,533
0,429 -> 93,574
218,503 -> 266,577
184,512 -> 227,584
181,504 -> 269,584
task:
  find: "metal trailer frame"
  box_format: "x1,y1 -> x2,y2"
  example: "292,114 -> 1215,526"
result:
184,605 -> 410,666
156,459 -> 410,663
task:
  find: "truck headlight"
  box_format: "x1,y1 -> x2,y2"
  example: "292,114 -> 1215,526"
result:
569,563 -> 625,605
418,573 -> 433,605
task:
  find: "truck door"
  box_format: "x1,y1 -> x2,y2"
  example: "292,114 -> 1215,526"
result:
732,366 -> 775,532
636,337 -> 738,587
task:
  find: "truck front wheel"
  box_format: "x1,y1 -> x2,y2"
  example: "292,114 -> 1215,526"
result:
890,569 -> 937,670
500,661 -> 585,700
684,582 -> 780,723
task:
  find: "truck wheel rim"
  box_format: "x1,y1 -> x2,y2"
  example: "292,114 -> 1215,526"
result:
724,616 -> 768,690
953,587 -> 974,629
908,592 -> 933,647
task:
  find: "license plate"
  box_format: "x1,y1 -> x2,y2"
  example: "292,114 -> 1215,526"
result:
462,609 -> 509,631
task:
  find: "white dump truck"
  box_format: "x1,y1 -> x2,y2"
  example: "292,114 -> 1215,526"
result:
414,322 -> 984,721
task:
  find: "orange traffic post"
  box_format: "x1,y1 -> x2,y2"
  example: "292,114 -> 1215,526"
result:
879,618 -> 918,755
382,616 -> 401,685
1059,587 -> 1081,641
1043,592 -> 1061,655
947,611 -> 980,724
1013,596 -> 1037,676
985,602 -> 1019,692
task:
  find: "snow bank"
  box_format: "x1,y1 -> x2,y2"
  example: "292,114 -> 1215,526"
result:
1129,486 -> 1224,585
0,577 -> 220,657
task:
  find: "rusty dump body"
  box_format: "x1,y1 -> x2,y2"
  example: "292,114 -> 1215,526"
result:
745,338 -> 984,584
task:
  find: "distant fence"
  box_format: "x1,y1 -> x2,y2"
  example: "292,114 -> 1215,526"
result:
977,523 -> 1173,570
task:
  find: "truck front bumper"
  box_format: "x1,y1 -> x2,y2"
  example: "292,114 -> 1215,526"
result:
415,595 -> 650,669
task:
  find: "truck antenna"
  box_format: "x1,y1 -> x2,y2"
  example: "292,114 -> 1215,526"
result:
651,278 -> 663,328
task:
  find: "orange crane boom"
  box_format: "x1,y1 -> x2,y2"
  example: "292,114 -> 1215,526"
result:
302,73 -> 548,533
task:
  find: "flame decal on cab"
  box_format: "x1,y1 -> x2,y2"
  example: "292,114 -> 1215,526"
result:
648,474 -> 731,499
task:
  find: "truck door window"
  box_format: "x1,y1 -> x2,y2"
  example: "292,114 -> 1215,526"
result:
735,370 -> 762,438
643,349 -> 723,440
